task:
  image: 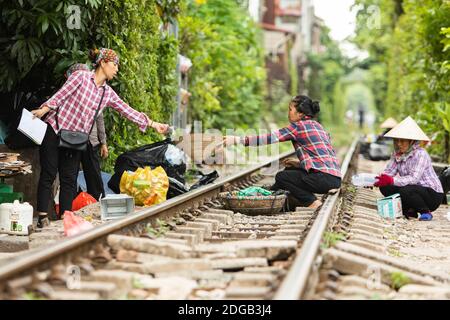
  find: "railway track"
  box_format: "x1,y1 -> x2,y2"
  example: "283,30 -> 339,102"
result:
0,140 -> 359,300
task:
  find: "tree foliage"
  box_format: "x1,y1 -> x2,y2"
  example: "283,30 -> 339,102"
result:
0,0 -> 100,92
353,0 -> 450,159
306,26 -> 350,127
96,0 -> 179,171
179,0 -> 266,130
1,0 -> 180,172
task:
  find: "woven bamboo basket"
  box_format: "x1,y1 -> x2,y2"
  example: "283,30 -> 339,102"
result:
218,191 -> 287,215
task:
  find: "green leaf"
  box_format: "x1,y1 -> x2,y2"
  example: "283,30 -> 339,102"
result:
42,20 -> 49,34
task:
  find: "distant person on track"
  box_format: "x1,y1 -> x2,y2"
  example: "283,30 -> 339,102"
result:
358,106 -> 365,129
223,95 -> 341,209
374,116 -> 443,221
31,48 -> 169,228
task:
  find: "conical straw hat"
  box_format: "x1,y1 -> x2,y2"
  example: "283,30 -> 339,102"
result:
384,116 -> 430,141
380,117 -> 398,129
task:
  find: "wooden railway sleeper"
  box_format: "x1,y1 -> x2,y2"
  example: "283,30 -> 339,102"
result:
205,200 -> 222,208
180,212 -> 195,221
48,264 -> 67,286
89,243 -> 112,265
199,204 -> 210,211
192,209 -> 203,216
73,257 -> 95,275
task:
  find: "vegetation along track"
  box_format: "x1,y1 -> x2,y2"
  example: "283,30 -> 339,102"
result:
0,139 -> 359,300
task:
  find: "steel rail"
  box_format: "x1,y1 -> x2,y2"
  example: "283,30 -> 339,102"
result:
274,138 -> 359,300
0,150 -> 295,283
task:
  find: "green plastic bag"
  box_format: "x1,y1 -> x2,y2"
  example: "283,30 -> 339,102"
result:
238,187 -> 272,197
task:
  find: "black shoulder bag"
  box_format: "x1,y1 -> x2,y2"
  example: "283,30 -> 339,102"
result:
55,87 -> 105,152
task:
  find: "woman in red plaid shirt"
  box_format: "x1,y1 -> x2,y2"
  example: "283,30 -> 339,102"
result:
224,95 -> 341,209
31,48 -> 169,227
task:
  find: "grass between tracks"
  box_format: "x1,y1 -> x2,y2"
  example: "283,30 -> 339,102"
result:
390,271 -> 410,290
321,231 -> 346,249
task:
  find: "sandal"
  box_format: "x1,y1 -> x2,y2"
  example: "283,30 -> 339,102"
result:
418,212 -> 433,221
37,214 -> 50,228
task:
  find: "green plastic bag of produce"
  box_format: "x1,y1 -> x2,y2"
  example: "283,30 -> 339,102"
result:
237,187 -> 272,197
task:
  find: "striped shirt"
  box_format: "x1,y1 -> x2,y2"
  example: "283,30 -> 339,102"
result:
383,147 -> 443,193
89,113 -> 107,147
243,120 -> 341,178
41,71 -> 149,135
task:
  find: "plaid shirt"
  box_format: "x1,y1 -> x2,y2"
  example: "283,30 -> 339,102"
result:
42,71 -> 149,134
243,120 -> 341,178
383,147 -> 443,193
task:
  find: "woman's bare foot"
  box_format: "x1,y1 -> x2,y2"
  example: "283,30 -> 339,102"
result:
308,199 -> 322,209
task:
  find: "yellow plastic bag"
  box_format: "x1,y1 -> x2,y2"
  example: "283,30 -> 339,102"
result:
119,166 -> 169,206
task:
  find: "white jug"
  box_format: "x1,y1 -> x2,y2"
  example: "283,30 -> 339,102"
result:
0,200 -> 33,235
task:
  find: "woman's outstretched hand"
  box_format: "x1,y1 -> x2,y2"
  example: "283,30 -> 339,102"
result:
149,120 -> 169,134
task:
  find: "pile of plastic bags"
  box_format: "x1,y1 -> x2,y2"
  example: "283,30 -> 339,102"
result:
63,211 -> 93,237
72,192 -> 97,211
108,139 -> 186,195
119,166 -> 169,206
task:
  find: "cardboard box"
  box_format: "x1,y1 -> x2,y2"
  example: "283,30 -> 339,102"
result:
377,193 -> 402,219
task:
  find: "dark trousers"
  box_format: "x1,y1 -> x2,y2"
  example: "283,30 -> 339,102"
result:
81,143 -> 105,200
37,125 -> 81,216
273,168 -> 341,206
380,185 -> 443,214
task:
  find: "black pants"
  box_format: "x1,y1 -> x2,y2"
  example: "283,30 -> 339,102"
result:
80,143 -> 105,200
37,125 -> 81,216
273,168 -> 341,206
380,185 -> 443,214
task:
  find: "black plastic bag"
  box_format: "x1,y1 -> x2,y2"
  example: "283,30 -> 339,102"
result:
439,166 -> 450,205
167,170 -> 219,199
167,177 -> 190,199
108,138 -> 186,193
190,170 -> 219,190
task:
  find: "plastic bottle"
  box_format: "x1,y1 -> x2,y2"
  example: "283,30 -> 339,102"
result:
351,173 -> 377,187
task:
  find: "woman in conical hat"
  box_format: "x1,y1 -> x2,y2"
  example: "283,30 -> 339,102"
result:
378,117 -> 398,137
374,117 -> 443,221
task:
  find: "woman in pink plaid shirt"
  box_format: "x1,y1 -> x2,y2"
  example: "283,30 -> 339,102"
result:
31,48 -> 169,227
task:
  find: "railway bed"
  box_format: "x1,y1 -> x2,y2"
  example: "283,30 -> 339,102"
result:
1,139 -> 449,300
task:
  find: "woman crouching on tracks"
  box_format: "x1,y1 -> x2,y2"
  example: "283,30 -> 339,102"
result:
31,48 -> 169,228
374,116 -> 443,221
224,95 -> 341,209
